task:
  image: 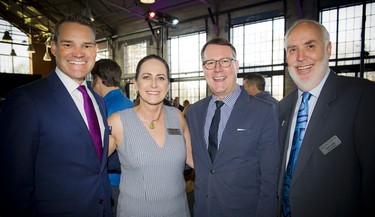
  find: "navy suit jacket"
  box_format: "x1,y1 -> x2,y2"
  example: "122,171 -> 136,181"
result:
186,87 -> 279,217
0,71 -> 112,217
278,71 -> 375,217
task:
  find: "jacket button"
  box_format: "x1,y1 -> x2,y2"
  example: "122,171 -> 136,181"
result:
210,170 -> 215,174
99,199 -> 103,204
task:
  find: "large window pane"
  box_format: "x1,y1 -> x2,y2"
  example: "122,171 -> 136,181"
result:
124,42 -> 147,101
0,17 -> 30,74
124,42 -> 147,76
169,32 -> 206,78
231,17 -> 284,98
168,32 -> 207,102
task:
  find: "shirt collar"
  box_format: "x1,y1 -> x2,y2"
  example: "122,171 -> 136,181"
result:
209,84 -> 241,108
55,67 -> 89,93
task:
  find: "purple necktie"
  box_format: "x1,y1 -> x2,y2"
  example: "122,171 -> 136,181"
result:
77,85 -> 103,161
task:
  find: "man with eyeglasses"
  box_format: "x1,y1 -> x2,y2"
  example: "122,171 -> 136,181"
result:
186,38 -> 279,217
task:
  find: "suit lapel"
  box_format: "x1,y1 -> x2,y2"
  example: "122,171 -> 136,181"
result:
194,97 -> 212,167
278,90 -> 298,194
214,90 -> 248,162
47,71 -> 103,165
292,71 -> 338,183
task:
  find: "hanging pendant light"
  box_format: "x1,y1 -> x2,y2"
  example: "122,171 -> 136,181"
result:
27,43 -> 36,53
140,0 -> 155,4
83,7 -> 94,21
2,31 -> 13,42
27,26 -> 36,53
10,48 -> 17,56
43,45 -> 51,61
83,0 -> 94,21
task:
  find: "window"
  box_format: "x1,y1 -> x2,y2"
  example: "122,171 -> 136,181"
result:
321,2 -> 375,81
168,32 -> 206,103
231,17 -> 284,98
321,5 -> 362,66
124,41 -> 147,101
0,17 -> 30,74
96,49 -> 108,61
231,17 -> 285,72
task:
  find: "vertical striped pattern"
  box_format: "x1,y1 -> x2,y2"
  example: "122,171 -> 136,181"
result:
117,106 -> 190,217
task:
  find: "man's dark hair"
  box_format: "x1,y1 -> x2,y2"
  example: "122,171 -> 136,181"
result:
91,59 -> 122,87
200,38 -> 237,61
243,73 -> 266,91
53,13 -> 96,42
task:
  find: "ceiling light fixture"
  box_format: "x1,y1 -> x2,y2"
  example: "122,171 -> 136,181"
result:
27,26 -> 36,53
2,31 -> 13,42
43,46 -> 51,61
140,0 -> 155,4
83,0 -> 94,21
146,10 -> 179,27
83,7 -> 94,21
45,36 -> 51,48
10,48 -> 17,56
27,44 -> 35,53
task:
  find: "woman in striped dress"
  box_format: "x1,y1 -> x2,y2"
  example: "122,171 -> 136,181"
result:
108,54 -> 194,217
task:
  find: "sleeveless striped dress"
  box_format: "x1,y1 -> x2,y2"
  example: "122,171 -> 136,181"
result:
117,105 -> 190,217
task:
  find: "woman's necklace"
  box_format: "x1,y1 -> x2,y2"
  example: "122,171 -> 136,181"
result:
149,110 -> 162,129
137,106 -> 163,129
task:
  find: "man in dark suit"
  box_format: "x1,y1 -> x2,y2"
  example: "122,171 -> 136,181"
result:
186,38 -> 279,217
278,19 -> 375,217
0,14 -> 112,217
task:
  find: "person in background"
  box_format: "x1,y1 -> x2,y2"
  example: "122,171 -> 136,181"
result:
186,38 -> 279,217
91,58 -> 134,216
243,73 -> 278,105
108,54 -> 194,216
182,99 -> 191,117
173,96 -> 184,112
0,13 -> 112,216
278,19 -> 375,217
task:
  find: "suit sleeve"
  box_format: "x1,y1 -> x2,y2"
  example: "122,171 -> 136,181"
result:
256,104 -> 280,217
0,88 -> 38,216
355,83 -> 375,216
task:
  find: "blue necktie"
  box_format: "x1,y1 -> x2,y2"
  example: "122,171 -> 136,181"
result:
208,101 -> 224,162
77,85 -> 103,161
282,92 -> 311,216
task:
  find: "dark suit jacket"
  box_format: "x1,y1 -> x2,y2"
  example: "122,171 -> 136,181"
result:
186,87 -> 279,217
0,71 -> 112,217
278,71 -> 375,217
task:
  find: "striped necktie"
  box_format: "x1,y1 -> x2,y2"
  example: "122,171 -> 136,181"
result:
282,92 -> 312,216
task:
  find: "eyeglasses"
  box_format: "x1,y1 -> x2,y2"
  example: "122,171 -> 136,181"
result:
203,58 -> 236,70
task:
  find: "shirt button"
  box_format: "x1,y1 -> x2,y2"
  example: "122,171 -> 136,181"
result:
99,199 -> 103,204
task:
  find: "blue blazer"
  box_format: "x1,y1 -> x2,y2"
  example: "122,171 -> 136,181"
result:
277,71 -> 375,217
0,71 -> 112,217
186,87 -> 279,217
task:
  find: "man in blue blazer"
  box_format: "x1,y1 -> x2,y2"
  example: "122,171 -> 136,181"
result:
186,38 -> 279,217
278,19 -> 375,217
0,14 -> 112,217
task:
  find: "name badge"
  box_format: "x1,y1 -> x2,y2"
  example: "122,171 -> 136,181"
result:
319,135 -> 342,155
167,128 -> 182,135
